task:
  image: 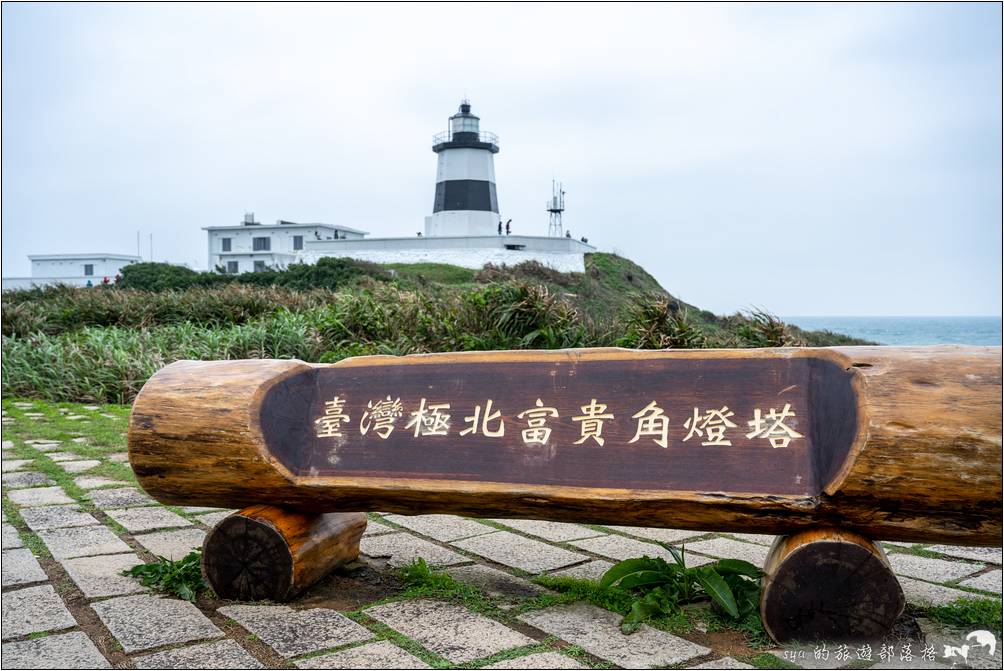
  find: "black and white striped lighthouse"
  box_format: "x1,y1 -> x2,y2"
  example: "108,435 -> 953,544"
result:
424,100 -> 501,237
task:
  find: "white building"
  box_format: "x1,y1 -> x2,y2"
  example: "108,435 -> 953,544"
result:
202,215 -> 368,274
301,101 -> 594,272
207,102 -> 593,275
2,253 -> 141,291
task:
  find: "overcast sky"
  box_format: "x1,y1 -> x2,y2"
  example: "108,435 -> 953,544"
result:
2,3 -> 1001,315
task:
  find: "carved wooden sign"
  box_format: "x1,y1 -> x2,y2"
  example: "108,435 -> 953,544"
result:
260,355 -> 859,497
129,346 -> 1002,545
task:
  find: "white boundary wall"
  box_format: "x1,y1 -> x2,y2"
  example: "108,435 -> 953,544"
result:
298,248 -> 585,273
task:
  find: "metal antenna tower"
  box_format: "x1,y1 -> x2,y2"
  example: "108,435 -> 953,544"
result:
547,180 -> 565,237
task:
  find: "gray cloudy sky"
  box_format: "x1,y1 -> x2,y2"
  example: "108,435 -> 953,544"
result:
2,3 -> 1001,315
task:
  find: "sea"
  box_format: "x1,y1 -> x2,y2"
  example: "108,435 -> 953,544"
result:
782,316 -> 1002,347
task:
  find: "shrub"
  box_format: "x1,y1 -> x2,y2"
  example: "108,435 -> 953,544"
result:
600,544 -> 762,633
114,258 -> 388,292
117,262 -> 205,291
616,296 -> 707,349
122,551 -> 208,602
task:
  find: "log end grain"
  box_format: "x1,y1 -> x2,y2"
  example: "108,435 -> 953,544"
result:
760,528 -> 905,643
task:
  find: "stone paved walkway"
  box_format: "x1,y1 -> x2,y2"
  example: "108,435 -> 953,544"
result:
1,400 -> 1001,669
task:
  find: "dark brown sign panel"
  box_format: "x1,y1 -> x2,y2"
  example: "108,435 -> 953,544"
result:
259,355 -> 858,496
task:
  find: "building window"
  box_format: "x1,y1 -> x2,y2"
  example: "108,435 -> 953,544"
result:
83,264 -> 94,276
226,261 -> 239,274
253,260 -> 266,272
252,237 -> 270,251
222,237 -> 232,252
293,235 -> 303,251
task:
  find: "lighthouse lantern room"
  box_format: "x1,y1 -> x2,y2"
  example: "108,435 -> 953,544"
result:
425,101 -> 501,237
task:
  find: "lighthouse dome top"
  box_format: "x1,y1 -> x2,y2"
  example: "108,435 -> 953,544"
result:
433,100 -> 499,154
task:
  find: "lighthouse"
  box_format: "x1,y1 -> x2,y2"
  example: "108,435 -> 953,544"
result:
424,101 -> 501,237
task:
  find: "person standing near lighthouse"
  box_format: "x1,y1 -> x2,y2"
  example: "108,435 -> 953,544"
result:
425,101 -> 501,237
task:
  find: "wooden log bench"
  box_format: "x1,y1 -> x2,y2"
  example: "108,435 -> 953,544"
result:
127,346 -> 1002,642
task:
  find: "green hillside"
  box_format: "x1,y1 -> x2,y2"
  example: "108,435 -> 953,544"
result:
1,253 -> 869,404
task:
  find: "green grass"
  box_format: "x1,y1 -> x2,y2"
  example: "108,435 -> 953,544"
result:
530,575 -> 693,636
384,263 -> 478,286
925,596 -> 1003,629
2,252 -> 872,404
747,652 -> 800,669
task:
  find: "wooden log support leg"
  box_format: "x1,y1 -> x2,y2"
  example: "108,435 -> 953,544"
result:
760,528 -> 905,643
202,505 -> 367,602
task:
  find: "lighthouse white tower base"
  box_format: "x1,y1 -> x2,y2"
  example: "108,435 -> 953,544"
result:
424,211 -> 500,237
292,99 -> 595,274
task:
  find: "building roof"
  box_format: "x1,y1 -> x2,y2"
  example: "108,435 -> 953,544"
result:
202,222 -> 369,235
28,253 -> 142,261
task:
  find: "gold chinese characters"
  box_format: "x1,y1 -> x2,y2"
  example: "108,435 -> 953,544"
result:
314,396 -> 804,448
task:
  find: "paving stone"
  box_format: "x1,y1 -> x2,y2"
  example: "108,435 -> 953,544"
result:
60,553 -> 147,597
684,537 -> 771,566
453,531 -> 588,573
180,506 -> 222,513
88,487 -> 153,508
362,517 -> 396,536
887,553 -> 982,582
570,534 -> 712,566
57,460 -> 102,473
919,618 -> 1002,669
726,533 -> 777,546
868,656 -> 952,670
7,486 -> 74,506
1,471 -> 54,488
447,564 -> 544,598
2,522 -> 23,549
109,452 -> 130,462
0,584 -> 77,639
72,436 -> 90,443
0,631 -> 111,669
218,604 -> 373,657
66,414 -> 87,420
519,603 -> 710,667
549,559 -> 615,581
898,576 -> 975,606
1,459 -> 32,472
605,526 -> 707,544
295,640 -> 430,669
489,519 -> 604,542
928,545 -> 1003,565
690,657 -> 755,669
384,514 -> 495,541
134,528 -> 206,560
20,505 -> 98,531
367,599 -> 535,663
195,510 -> 233,527
12,403 -> 34,409
2,548 -> 48,586
764,645 -> 851,670
45,451 -> 79,462
92,594 -> 222,653
105,506 -> 192,532
74,475 -> 129,490
82,405 -> 100,411
361,531 -> 469,567
134,639 -> 264,669
483,651 -> 589,668
959,569 -> 1002,594
37,524 -> 131,559
22,412 -> 45,418
32,443 -> 63,452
